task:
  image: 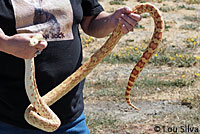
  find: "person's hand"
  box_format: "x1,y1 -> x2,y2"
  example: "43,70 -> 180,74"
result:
111,7 -> 141,34
1,33 -> 47,59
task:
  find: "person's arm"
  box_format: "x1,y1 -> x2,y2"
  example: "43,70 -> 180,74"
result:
0,29 -> 7,51
0,28 -> 47,59
81,7 -> 141,38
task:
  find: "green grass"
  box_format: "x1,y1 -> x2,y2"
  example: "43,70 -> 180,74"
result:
153,52 -> 198,67
135,77 -> 194,89
101,35 -> 200,67
85,75 -> 196,99
102,45 -> 199,67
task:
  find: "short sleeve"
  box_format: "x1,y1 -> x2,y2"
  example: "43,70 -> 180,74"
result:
82,0 -> 104,16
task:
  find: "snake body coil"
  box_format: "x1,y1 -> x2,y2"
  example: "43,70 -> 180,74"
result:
24,3 -> 164,132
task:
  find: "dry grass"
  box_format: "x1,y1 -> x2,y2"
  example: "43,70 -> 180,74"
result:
81,0 -> 200,133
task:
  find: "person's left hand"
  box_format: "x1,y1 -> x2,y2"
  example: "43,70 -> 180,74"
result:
111,7 -> 141,34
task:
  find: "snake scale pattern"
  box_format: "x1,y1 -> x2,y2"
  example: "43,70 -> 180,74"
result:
24,3 -> 164,132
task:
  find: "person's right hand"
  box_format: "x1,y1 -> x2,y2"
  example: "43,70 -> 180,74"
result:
0,32 -> 47,59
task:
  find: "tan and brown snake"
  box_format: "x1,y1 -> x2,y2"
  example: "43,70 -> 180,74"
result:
23,3 -> 164,132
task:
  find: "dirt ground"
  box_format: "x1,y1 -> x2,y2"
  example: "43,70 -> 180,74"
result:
81,0 -> 200,134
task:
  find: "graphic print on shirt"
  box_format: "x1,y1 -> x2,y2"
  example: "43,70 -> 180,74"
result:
11,0 -> 74,41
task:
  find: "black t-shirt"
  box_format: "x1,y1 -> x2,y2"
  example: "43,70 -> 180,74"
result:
0,0 -> 103,129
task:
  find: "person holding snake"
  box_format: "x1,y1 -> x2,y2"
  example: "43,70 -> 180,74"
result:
0,0 -> 141,133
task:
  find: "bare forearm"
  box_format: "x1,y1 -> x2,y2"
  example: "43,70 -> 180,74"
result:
0,28 -> 8,52
81,7 -> 141,38
0,29 -> 47,59
0,28 -> 3,34
83,11 -> 115,38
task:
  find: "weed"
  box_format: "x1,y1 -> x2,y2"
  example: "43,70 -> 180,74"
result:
141,13 -> 151,18
85,79 -> 125,99
86,112 -> 119,134
82,36 -> 95,48
102,40 -> 199,67
165,21 -> 172,31
181,92 -> 200,109
185,0 -> 200,4
167,53 -> 198,67
136,24 -> 145,29
159,6 -> 175,12
150,52 -> 171,66
185,36 -> 199,48
135,77 -> 194,89
177,5 -> 196,10
179,24 -> 199,30
183,15 -> 200,22
109,0 -> 127,5
102,46 -> 142,64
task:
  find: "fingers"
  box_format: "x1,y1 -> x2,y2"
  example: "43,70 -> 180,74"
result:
115,7 -> 141,34
118,6 -> 132,15
22,33 -> 47,59
30,33 -> 47,56
119,7 -> 141,21
119,14 -> 139,33
127,13 -> 141,22
5,32 -> 48,59
35,40 -> 47,50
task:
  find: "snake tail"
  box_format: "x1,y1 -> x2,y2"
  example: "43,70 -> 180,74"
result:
125,3 -> 164,110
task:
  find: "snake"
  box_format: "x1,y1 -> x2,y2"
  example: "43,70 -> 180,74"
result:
24,3 -> 164,132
